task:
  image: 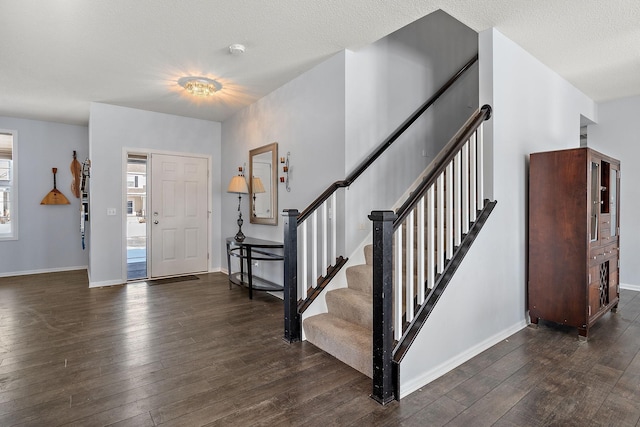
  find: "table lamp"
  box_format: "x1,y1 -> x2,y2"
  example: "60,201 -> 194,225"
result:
227,168 -> 248,242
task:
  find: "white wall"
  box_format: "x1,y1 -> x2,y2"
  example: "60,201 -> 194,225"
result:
0,116 -> 88,276
221,52 -> 347,280
88,103 -> 221,286
399,28 -> 597,397
220,10 -> 479,282
344,10 -> 479,253
587,96 -> 640,288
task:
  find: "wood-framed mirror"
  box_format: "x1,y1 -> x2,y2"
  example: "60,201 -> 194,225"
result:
249,142 -> 278,225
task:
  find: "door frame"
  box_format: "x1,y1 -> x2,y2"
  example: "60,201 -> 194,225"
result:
121,147 -> 212,282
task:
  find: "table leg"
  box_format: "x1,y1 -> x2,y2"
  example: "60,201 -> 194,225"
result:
240,246 -> 245,288
247,248 -> 253,299
226,241 -> 232,289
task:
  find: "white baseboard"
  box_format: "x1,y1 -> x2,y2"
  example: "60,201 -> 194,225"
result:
0,265 -> 88,278
620,283 -> 640,292
399,319 -> 528,399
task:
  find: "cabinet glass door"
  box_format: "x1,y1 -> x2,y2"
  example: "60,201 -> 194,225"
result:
589,161 -> 599,242
610,167 -> 618,236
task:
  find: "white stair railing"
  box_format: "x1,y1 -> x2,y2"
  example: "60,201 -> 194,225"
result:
391,119 -> 487,340
370,105 -> 493,403
298,194 -> 340,300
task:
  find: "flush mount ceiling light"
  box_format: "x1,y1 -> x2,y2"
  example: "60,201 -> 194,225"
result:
178,76 -> 222,97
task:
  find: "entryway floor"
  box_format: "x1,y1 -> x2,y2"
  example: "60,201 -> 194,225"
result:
127,247 -> 146,280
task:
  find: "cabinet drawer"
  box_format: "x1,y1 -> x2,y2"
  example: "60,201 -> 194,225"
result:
590,244 -> 618,265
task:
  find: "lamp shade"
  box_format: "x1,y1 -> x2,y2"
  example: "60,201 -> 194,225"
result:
227,175 -> 248,194
252,176 -> 266,194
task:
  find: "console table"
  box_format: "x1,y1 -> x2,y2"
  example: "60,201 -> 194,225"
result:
225,237 -> 284,299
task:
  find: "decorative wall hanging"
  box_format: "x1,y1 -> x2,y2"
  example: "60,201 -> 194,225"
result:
280,151 -> 290,192
40,168 -> 70,205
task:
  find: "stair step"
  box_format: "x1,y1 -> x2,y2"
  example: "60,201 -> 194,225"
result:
364,244 -> 373,266
326,288 -> 372,329
346,264 -> 372,294
304,313 -> 372,378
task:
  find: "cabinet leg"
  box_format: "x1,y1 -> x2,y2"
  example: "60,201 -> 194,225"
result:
529,316 -> 539,328
578,327 -> 588,342
611,303 -> 619,313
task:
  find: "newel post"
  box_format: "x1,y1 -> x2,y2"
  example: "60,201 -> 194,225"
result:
369,210 -> 397,404
283,209 -> 301,343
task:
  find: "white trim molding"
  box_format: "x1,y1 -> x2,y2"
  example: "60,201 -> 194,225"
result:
0,265 -> 87,278
399,319 -> 528,399
620,283 -> 640,292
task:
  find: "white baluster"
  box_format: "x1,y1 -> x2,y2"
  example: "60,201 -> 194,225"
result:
417,198 -> 425,305
321,201 -> 327,276
470,132 -> 477,223
394,230 -> 403,341
454,152 -> 462,246
331,192 -> 337,265
462,141 -> 470,234
301,220 -> 308,298
407,210 -> 414,323
478,123 -> 484,209
437,174 -> 444,274
427,186 -> 435,290
312,210 -> 318,289
446,162 -> 453,260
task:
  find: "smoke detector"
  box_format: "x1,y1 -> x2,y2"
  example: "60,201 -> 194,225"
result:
229,44 -> 245,55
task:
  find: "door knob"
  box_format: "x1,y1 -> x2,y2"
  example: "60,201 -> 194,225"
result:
154,220 -> 159,224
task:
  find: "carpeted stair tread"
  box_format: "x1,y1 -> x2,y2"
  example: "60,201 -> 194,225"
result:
345,264 -> 372,294
304,313 -> 372,378
326,288 -> 372,329
364,244 -> 373,266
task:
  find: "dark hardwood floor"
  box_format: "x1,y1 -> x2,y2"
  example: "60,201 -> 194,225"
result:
1,271 -> 639,426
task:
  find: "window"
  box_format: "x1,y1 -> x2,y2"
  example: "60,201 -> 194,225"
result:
127,200 -> 133,215
0,130 -> 17,240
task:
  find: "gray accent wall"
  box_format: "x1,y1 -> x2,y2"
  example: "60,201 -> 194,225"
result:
0,116 -> 88,276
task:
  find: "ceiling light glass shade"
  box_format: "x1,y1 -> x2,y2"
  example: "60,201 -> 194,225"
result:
178,76 -> 222,96
227,175 -> 248,194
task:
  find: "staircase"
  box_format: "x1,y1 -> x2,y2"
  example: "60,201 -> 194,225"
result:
303,245 -> 374,377
282,55 -> 493,402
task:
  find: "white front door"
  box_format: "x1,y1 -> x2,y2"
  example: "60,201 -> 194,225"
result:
150,153 -> 208,278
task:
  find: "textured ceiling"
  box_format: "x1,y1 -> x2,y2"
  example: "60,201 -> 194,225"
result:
0,0 -> 638,126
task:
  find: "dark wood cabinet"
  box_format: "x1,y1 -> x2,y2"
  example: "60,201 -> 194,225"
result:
528,147 -> 620,339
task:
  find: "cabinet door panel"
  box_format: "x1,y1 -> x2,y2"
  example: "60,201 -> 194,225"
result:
588,265 -> 601,318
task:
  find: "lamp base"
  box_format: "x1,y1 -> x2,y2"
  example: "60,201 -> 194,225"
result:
235,209 -> 245,242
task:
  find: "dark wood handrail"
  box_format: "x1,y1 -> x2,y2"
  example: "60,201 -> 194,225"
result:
296,54 -> 480,225
393,104 -> 492,229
